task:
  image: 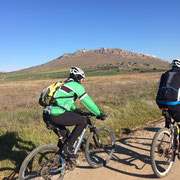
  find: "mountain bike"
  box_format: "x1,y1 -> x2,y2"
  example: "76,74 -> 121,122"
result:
18,112 -> 115,180
150,108 -> 180,178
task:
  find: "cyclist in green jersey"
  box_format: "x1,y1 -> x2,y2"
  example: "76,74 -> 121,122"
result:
43,67 -> 106,158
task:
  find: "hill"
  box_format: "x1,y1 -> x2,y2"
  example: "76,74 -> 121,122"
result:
20,47 -> 169,73
0,48 -> 170,81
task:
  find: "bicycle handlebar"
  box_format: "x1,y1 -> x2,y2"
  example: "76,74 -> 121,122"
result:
81,111 -> 107,120
74,109 -> 106,120
81,112 -> 96,117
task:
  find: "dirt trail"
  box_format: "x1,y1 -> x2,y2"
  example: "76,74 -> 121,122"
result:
64,120 -> 180,180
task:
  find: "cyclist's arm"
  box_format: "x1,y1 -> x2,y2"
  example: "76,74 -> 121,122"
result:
80,94 -> 100,116
75,84 -> 100,116
66,82 -> 101,116
157,75 -> 163,92
70,104 -> 76,111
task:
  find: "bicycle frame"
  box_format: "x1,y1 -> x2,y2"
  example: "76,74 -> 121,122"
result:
163,109 -> 180,159
48,112 -> 98,157
73,126 -> 89,154
49,157 -> 65,176
173,124 -> 180,156
73,116 -> 100,154
50,112 -> 102,158
71,112 -> 100,155
18,112 -> 114,180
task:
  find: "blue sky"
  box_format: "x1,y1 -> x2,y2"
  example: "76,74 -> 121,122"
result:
0,0 -> 179,72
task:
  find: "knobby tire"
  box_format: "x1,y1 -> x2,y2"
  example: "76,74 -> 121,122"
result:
18,144 -> 65,180
150,127 -> 174,178
85,126 -> 115,168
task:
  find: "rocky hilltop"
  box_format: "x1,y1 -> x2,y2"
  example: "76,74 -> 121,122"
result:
21,48 -> 169,72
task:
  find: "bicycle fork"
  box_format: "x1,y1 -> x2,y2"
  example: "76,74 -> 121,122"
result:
91,126 -> 102,148
170,124 -> 180,160
175,124 -> 180,159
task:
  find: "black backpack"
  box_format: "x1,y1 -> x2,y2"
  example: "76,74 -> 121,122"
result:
157,68 -> 180,102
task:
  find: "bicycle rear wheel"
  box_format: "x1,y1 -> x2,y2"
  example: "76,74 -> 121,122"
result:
18,144 -> 65,180
150,127 -> 175,178
85,126 -> 115,168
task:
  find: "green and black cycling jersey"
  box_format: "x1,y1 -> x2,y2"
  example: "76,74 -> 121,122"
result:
43,79 -> 101,116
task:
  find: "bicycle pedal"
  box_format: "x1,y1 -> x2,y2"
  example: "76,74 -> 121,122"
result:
65,160 -> 77,171
67,157 -> 77,164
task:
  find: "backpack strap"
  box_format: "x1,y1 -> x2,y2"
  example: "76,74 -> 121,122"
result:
52,80 -> 75,100
50,101 -> 68,111
53,96 -> 74,100
50,79 -> 75,110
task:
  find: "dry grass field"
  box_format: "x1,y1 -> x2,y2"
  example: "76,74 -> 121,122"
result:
0,72 -> 161,112
0,72 -> 163,178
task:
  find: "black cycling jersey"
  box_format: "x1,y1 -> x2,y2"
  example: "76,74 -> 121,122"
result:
156,67 -> 180,105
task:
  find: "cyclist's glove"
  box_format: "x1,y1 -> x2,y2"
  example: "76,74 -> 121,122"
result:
96,113 -> 107,120
74,108 -> 83,115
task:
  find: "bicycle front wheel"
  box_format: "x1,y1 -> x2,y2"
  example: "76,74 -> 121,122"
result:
85,126 -> 115,168
18,144 -> 65,180
150,127 -> 175,178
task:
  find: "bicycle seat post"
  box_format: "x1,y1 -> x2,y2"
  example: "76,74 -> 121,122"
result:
161,108 -> 171,128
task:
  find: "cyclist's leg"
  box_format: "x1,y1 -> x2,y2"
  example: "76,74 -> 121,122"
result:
157,103 -> 171,127
53,125 -> 69,149
50,112 -> 88,156
43,112 -> 68,139
167,105 -> 180,130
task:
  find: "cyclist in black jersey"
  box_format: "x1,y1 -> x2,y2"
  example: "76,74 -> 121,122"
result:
43,67 -> 106,158
156,59 -> 180,127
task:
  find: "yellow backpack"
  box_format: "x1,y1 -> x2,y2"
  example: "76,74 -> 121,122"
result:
39,81 -> 64,107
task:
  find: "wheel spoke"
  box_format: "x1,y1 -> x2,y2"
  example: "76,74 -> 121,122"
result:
19,145 -> 65,180
151,128 -> 175,177
85,127 -> 115,168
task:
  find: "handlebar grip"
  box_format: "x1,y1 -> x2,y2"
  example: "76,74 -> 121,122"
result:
96,114 -> 107,120
82,112 -> 94,117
